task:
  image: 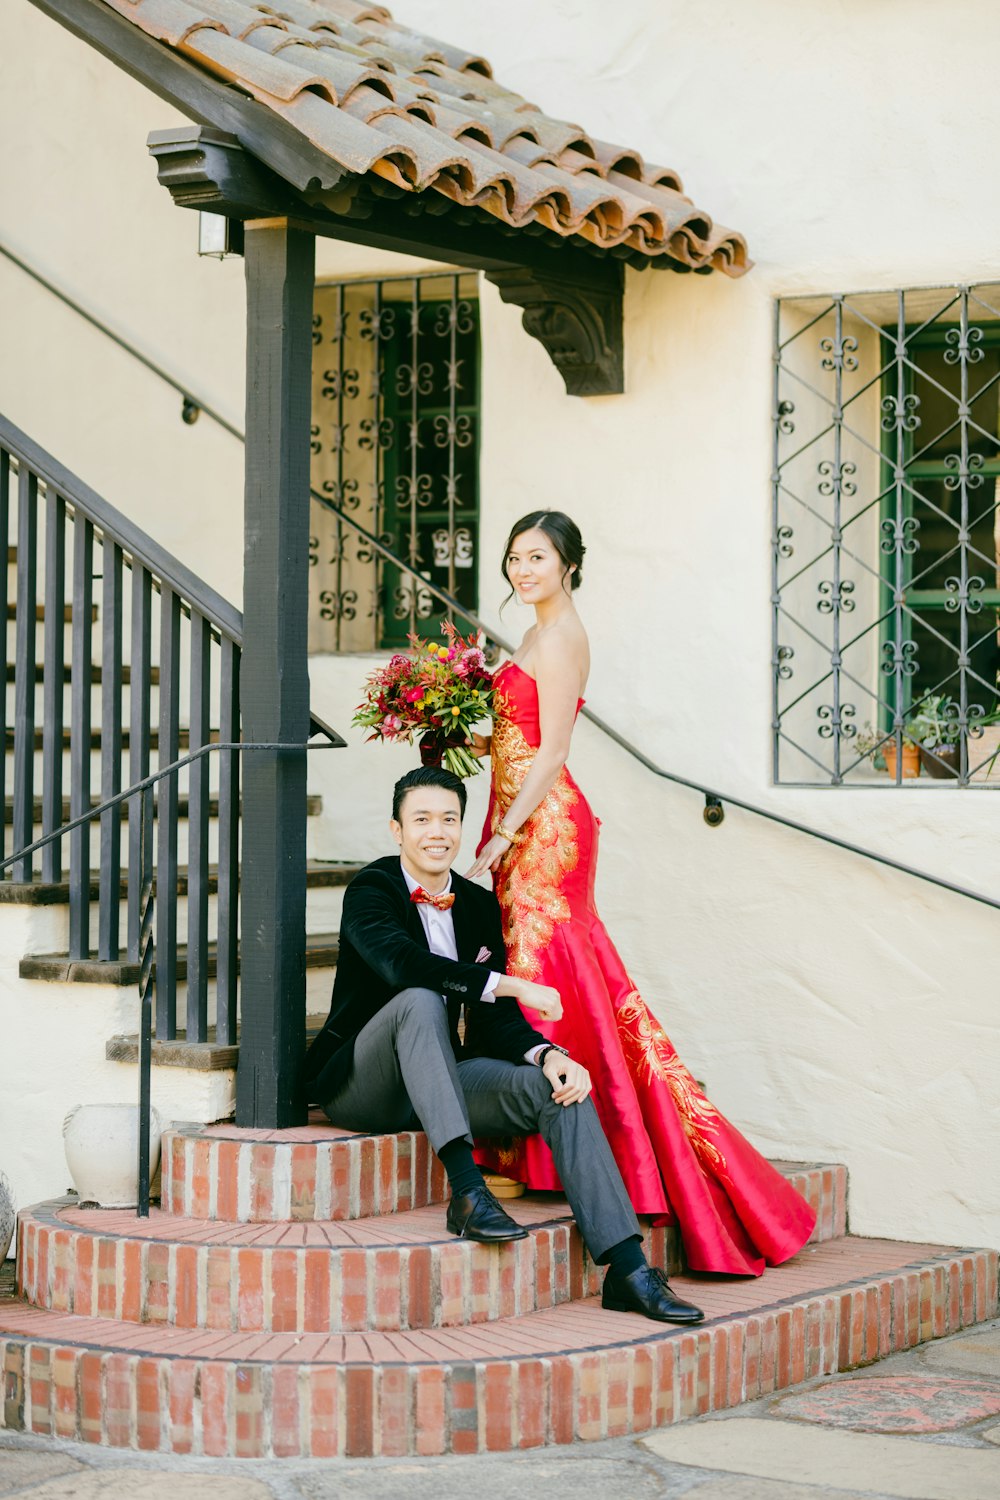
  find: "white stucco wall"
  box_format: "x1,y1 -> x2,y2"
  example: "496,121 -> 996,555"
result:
0,0 -> 998,1248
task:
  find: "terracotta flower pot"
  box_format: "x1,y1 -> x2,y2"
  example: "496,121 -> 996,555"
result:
883,740 -> 921,779
969,725 -> 1000,781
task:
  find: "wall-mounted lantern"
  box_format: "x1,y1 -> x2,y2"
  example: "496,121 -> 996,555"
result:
198,212 -> 244,258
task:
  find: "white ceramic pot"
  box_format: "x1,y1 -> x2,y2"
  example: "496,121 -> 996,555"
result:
0,1172 -> 14,1261
63,1104 -> 163,1209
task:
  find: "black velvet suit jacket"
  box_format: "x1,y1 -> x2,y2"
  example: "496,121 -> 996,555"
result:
303,855 -> 548,1104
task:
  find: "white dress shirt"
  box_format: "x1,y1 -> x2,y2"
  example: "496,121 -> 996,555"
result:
400,860 -> 547,1065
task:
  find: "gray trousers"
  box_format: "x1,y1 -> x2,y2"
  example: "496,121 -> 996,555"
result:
323,987 -> 640,1263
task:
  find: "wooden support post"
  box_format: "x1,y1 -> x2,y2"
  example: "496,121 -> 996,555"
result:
236,219 -> 314,1128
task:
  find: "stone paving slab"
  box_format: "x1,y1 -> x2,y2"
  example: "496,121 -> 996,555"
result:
642,1416 -> 1000,1499
919,1326 -> 1000,1379
0,1449 -> 84,1490
0,1474 -> 271,1499
773,1372 -> 1000,1432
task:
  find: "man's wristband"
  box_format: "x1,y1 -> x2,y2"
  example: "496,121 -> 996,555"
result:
538,1043 -> 570,1069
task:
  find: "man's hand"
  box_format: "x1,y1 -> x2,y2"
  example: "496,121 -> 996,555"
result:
494,974 -> 563,1022
542,1050 -> 592,1107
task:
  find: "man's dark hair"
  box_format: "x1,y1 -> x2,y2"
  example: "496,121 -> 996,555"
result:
392,765 -> 467,823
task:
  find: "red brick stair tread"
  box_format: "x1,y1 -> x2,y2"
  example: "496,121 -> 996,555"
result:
45,1197 -> 574,1248
0,1236 -> 971,1364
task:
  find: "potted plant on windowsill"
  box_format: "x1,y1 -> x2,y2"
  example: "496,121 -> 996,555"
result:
969,707 -> 1000,782
864,719 -> 921,778
904,696 -> 961,779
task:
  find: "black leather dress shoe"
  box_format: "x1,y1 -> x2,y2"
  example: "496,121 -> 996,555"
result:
446,1185 -> 529,1243
602,1264 -> 705,1324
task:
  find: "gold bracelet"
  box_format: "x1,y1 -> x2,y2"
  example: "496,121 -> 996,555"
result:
498,823 -> 520,844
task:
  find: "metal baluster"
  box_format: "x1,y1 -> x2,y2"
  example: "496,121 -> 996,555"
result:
12,464 -> 38,883
372,278 -> 383,648
408,276 -> 420,637
216,638 -> 240,1045
186,612 -> 211,1041
136,780 -> 154,1219
0,452 -> 9,867
41,490 -> 66,882
98,539 -> 123,957
446,275 -> 459,605
335,282 -> 345,652
127,565 -> 152,960
891,291 -> 908,784
771,301 -> 783,782
957,286 -> 971,783
68,516 -> 93,954
831,297 -> 845,783
156,585 -> 180,1037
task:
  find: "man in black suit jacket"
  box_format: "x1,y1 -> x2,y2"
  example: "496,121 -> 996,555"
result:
304,766 -> 703,1325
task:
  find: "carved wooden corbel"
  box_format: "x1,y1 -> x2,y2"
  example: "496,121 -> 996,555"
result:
146,126 -> 305,219
485,261 -> 624,396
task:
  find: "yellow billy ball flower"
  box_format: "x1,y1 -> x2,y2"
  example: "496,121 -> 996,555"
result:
451,706 -> 460,715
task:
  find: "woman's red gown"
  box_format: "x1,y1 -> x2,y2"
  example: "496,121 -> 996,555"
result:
475,661 -> 815,1275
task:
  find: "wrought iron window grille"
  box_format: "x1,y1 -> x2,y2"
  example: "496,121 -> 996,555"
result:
310,271 -> 480,653
772,282 -> 1000,787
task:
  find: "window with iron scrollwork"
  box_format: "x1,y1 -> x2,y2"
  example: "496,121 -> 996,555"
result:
309,272 -> 480,652
773,283 -> 1000,786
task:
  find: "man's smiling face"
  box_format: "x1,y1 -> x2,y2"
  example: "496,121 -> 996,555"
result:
391,785 -> 463,891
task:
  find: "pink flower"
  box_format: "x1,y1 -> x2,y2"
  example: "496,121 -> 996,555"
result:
381,713 -> 403,736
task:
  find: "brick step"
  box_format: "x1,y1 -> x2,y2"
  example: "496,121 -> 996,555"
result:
19,1161 -> 847,1334
160,1116 -> 848,1232
21,930 -> 340,988
0,860 -> 361,908
0,1239 -> 994,1457
17,1197 -> 669,1334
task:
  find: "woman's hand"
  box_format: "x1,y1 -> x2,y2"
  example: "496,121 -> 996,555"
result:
466,732 -> 492,759
542,1051 -> 592,1107
464,833 -> 511,878
495,976 -> 562,1022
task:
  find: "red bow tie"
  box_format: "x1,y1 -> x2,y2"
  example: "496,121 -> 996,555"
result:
410,886 -> 455,911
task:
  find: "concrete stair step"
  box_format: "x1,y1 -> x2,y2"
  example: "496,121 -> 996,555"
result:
0,860 -> 361,908
3,794 -> 323,826
1,1236 -> 994,1457
5,601 -> 98,622
4,663 -> 160,683
21,930 -> 340,988
4,726 -> 213,752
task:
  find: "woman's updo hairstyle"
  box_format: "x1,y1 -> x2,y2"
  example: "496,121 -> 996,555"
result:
500,510 -> 586,611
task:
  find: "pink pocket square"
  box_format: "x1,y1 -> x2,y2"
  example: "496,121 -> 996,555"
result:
475,946 -> 492,963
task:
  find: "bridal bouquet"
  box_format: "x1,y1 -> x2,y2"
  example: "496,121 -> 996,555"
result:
353,623 -> 493,778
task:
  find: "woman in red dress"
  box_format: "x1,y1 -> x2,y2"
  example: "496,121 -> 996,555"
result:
466,511 -> 815,1276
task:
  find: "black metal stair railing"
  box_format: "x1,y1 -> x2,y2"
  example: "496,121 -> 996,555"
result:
3,240 -> 998,915
0,415 -> 249,1047
0,735 -> 339,1216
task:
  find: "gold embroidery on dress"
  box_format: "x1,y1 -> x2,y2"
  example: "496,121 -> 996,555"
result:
616,992 -> 727,1174
490,682 -> 578,980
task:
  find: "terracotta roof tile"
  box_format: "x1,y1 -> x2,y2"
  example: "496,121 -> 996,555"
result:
102,0 -> 750,272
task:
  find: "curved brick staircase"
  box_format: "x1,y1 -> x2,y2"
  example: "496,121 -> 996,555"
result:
1,1120 -> 996,1457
